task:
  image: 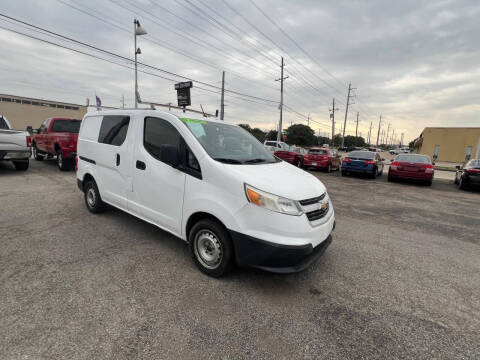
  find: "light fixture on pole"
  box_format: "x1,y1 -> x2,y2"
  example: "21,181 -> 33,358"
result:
134,18 -> 147,109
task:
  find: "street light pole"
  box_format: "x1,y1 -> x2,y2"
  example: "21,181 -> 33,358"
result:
134,19 -> 147,109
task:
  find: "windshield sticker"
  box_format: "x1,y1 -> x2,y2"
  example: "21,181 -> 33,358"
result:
186,122 -> 206,137
180,117 -> 207,124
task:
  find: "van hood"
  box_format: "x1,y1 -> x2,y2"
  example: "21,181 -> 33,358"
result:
224,160 -> 326,201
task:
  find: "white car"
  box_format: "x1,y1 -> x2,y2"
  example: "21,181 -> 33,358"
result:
264,140 -> 289,150
76,110 -> 335,277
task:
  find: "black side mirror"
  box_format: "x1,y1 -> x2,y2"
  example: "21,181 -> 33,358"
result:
26,126 -> 33,134
160,144 -> 180,167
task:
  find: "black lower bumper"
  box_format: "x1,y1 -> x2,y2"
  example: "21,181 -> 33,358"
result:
230,230 -> 333,274
77,178 -> 84,192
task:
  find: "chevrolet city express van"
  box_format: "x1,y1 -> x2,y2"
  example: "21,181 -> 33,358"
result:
76,110 -> 335,277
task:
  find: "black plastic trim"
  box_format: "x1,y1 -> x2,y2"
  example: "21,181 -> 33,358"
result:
79,156 -> 96,165
230,230 -> 333,274
77,178 -> 83,192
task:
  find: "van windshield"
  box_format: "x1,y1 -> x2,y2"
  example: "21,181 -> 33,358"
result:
181,118 -> 278,164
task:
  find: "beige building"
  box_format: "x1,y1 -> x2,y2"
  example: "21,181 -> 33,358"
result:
413,127 -> 480,163
0,93 -> 87,130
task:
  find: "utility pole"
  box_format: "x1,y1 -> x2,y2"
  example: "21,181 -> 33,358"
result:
275,57 -> 288,143
400,133 -> 404,147
121,94 -> 125,109
367,121 -> 372,144
376,114 -> 382,147
220,71 -> 225,120
307,113 -> 310,127
329,98 -> 339,146
391,129 -> 395,147
355,112 -> 359,137
341,83 -> 356,148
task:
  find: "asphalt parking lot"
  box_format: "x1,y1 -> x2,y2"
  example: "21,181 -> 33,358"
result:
1,160 -> 479,359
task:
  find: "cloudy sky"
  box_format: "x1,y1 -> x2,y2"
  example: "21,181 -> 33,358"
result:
0,0 -> 479,142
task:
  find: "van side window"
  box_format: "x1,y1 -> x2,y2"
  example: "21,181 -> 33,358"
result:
187,148 -> 200,171
144,117 -> 181,160
98,115 -> 130,146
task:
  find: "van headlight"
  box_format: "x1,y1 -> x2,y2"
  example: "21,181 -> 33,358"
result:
244,184 -> 302,216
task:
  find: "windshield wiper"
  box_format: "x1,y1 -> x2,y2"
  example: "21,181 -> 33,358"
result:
243,158 -> 269,164
213,158 -> 243,164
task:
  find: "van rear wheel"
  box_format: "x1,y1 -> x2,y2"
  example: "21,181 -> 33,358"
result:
189,219 -> 233,277
84,180 -> 106,213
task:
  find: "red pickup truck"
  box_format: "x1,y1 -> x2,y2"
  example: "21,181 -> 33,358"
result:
32,117 -> 81,170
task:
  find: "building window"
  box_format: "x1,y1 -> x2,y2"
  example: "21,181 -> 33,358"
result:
1,97 -> 12,102
49,104 -> 57,108
72,107 -> 79,110
31,101 -> 40,106
57,105 -> 65,109
14,99 -> 21,103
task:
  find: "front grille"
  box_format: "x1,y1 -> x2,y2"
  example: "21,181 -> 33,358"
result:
306,203 -> 329,221
299,193 -> 326,206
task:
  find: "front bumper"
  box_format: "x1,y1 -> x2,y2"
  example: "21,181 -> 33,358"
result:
230,223 -> 334,274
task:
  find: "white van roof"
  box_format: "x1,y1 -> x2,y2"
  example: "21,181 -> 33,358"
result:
85,108 -> 228,125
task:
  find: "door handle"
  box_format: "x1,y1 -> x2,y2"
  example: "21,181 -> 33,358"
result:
116,154 -> 120,166
136,160 -> 146,170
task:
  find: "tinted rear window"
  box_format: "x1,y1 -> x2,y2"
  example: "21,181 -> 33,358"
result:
98,115 -> 130,146
348,151 -> 374,159
309,149 -> 328,155
51,119 -> 81,133
396,155 -> 430,164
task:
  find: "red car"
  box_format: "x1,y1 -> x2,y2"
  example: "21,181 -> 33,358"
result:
32,117 -> 81,170
388,154 -> 434,186
274,146 -> 304,167
303,147 -> 341,172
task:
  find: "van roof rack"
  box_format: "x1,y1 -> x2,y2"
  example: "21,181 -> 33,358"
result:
138,98 -> 217,118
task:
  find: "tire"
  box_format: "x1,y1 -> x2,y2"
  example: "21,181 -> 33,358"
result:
370,167 -> 377,179
13,160 -> 29,171
458,176 -> 467,190
387,175 -> 393,182
454,175 -> 458,185
33,143 -> 43,161
326,164 -> 332,173
57,149 -> 68,171
341,170 -> 347,176
84,180 -> 106,213
425,179 -> 433,186
296,159 -> 302,168
189,218 -> 234,277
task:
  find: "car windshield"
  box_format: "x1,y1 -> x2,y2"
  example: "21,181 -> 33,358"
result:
181,118 -> 278,164
348,151 -> 375,159
309,149 -> 328,155
396,154 -> 430,163
467,159 -> 480,168
51,119 -> 81,133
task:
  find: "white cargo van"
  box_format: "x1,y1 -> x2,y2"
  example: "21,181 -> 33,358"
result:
76,110 -> 335,277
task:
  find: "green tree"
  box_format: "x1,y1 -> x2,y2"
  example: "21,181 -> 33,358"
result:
265,130 -> 278,141
333,134 -> 342,147
285,124 -> 316,147
238,124 -> 266,142
316,136 -> 330,146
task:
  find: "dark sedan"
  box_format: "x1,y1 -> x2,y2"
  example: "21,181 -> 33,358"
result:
388,154 -> 434,186
455,159 -> 480,190
341,150 -> 385,178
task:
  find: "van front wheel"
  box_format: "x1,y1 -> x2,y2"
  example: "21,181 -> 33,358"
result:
189,219 -> 233,277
